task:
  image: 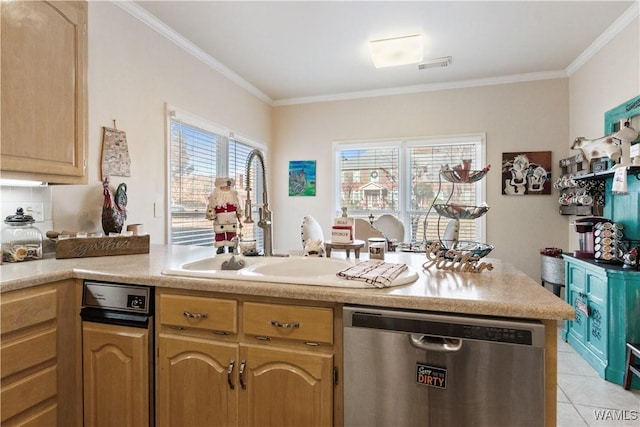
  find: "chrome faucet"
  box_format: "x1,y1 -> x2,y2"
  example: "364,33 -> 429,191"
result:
230,235 -> 240,255
244,149 -> 274,256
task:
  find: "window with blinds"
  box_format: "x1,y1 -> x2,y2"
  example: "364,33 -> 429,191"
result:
335,136 -> 485,243
169,111 -> 264,247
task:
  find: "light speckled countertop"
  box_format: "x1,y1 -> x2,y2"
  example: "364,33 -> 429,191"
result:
0,244 -> 574,321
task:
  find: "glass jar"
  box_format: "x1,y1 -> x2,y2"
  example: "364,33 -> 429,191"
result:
2,208 -> 43,262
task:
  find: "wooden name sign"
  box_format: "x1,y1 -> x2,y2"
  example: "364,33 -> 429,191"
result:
56,235 -> 150,259
422,242 -> 493,273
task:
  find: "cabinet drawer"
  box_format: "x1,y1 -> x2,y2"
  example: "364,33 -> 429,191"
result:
160,294 -> 237,334
1,288 -> 56,335
1,365 -> 57,422
243,302 -> 333,344
1,327 -> 56,379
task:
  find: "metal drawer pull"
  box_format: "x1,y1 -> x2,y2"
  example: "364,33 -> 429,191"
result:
239,360 -> 247,389
227,360 -> 235,390
270,320 -> 300,329
183,310 -> 208,319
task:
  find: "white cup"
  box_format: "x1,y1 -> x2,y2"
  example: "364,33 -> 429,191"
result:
368,238 -> 386,260
240,239 -> 257,254
127,224 -> 144,236
577,195 -> 593,206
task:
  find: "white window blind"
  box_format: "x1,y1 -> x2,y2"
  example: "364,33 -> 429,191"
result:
335,135 -> 485,244
169,109 -> 264,248
170,119 -> 218,246
408,142 -> 480,242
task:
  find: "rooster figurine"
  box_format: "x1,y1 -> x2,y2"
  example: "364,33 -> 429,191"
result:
102,178 -> 127,234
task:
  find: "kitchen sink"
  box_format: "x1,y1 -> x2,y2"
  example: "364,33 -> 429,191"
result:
179,254 -> 262,272
162,255 -> 419,288
249,257 -> 352,277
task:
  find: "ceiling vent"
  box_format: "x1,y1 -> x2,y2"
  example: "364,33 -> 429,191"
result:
418,56 -> 452,70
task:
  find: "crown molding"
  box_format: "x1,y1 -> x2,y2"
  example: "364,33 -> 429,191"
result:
566,1 -> 639,76
113,0 -> 637,108
273,71 -> 568,106
112,0 -> 273,105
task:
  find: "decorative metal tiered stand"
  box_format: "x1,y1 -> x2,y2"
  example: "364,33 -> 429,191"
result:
423,165 -> 494,273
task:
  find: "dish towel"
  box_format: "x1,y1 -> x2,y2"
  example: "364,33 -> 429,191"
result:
336,261 -> 408,288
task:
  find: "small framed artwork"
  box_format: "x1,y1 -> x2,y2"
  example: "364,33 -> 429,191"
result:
289,160 -> 316,196
501,151 -> 552,195
592,159 -> 611,173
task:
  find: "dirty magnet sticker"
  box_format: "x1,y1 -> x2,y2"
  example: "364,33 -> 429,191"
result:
416,363 -> 447,389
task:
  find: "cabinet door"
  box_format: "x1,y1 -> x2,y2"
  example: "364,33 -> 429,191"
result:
1,0 -> 87,183
565,262 -> 587,342
239,344 -> 333,427
157,333 -> 238,427
585,269 -> 608,361
82,322 -> 151,427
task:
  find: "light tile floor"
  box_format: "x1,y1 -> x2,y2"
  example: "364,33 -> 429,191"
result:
556,325 -> 640,426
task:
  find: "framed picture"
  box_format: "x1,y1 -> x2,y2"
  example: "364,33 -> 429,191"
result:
289,160 -> 316,196
501,151 -> 552,195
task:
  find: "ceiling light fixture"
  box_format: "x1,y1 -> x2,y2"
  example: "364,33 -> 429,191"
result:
418,56 -> 452,70
369,34 -> 423,68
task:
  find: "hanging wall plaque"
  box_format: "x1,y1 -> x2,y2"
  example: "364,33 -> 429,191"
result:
101,124 -> 131,179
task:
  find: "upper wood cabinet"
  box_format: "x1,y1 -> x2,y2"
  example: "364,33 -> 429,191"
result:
1,1 -> 88,184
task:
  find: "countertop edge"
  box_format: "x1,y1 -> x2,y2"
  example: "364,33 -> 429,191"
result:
1,246 -> 575,321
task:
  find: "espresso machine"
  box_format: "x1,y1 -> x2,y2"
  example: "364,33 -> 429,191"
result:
574,217 -> 609,259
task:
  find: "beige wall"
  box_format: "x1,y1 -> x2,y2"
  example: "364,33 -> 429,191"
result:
567,16 -> 639,251
50,1 -> 271,241
569,17 -> 640,140
272,79 -> 570,280
35,3 -> 637,282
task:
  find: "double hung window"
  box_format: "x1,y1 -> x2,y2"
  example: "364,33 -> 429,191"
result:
168,108 -> 264,246
334,135 -> 486,243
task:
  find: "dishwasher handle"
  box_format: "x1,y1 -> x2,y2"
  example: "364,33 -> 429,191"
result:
409,334 -> 463,352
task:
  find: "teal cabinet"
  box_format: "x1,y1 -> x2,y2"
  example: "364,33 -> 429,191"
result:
603,171 -> 640,239
563,256 -> 640,388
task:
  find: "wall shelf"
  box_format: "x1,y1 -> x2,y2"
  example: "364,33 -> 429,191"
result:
573,166 -> 640,182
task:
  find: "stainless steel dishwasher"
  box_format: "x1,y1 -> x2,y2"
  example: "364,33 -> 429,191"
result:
343,306 -> 545,427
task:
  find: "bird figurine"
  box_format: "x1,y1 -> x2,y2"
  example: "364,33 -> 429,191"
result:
102,178 -> 127,235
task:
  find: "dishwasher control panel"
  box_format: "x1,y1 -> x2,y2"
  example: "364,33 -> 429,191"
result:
83,281 -> 152,314
347,308 -> 544,347
461,325 -> 532,345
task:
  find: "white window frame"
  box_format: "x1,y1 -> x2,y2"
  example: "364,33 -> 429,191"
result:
165,104 -> 266,245
333,134 -> 487,243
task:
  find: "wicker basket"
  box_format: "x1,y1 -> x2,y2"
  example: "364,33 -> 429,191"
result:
541,255 -> 565,285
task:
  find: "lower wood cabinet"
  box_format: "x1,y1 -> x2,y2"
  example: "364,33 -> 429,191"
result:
83,322 -> 152,427
0,281 -> 82,426
156,290 -> 337,427
240,344 -> 333,427
157,334 -> 238,427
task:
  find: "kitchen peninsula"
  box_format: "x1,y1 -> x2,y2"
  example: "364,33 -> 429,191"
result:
1,245 -> 574,427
